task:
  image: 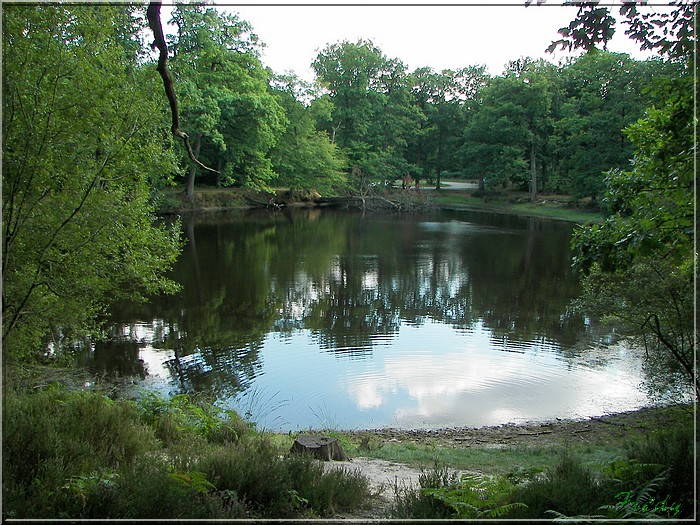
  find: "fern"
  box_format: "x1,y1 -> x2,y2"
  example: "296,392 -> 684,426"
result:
423,473 -> 526,519
548,469 -> 677,520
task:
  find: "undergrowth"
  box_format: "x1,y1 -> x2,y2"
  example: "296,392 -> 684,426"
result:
2,384 -> 372,519
389,423 -> 694,520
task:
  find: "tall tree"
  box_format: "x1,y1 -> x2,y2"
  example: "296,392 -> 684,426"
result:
408,66 -> 488,188
268,74 -> 347,194
550,51 -> 676,201
2,4 -> 181,361
168,3 -> 285,196
461,59 -> 552,199
312,40 -> 421,188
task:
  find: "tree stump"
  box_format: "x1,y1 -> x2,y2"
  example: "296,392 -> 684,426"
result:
290,435 -> 348,461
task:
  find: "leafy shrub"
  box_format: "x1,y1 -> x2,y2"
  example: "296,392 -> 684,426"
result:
390,462 -> 460,519
137,392 -> 249,446
3,384 -> 157,484
3,386 -> 370,519
301,463 -> 371,515
2,385 -> 159,518
197,436 -> 296,517
620,424 -> 694,517
423,474 -> 526,519
509,451 -> 614,518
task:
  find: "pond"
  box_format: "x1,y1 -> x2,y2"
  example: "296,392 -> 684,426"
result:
88,208 -> 654,431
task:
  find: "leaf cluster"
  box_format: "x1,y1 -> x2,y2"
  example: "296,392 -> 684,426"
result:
2,4 -> 182,361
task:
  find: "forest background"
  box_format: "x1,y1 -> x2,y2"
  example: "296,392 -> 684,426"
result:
2,0 -> 696,397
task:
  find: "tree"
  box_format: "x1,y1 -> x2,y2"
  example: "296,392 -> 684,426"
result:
2,4 -> 181,361
460,60 -> 552,199
167,3 -> 285,196
312,40 -> 422,188
550,51 -> 679,201
547,2 -> 617,53
408,66 -> 488,188
268,74 -> 347,194
569,2 -> 696,400
572,75 -> 695,399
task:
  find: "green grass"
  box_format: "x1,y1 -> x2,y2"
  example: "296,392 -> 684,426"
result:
326,431 -> 625,477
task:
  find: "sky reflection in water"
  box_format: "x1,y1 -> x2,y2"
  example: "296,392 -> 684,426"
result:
93,210 -> 654,431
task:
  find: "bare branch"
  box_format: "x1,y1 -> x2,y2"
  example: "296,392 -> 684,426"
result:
146,1 -> 218,174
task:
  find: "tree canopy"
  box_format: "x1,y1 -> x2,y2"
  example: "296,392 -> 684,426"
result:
566,2 -> 696,400
2,3 -> 181,360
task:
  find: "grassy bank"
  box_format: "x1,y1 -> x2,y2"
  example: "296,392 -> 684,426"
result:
324,404 -> 694,519
432,184 -> 603,223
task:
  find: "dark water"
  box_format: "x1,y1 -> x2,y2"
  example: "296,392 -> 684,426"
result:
89,208 -> 652,430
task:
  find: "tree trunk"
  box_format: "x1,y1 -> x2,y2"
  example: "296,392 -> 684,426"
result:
186,133 -> 202,202
530,142 -> 538,203
215,158 -> 223,187
291,435 -> 348,461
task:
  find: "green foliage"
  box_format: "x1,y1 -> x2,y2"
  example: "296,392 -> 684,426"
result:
462,59 -> 553,199
622,424 -> 694,510
423,474 -> 526,519
2,385 -> 159,517
547,5 -> 617,53
392,462 -> 525,519
313,39 -> 423,187
2,4 -> 182,361
572,73 -> 695,399
509,451 -> 615,519
288,457 -> 371,516
268,76 -> 347,194
2,386 -> 371,519
168,4 -> 285,193
390,462 -> 458,519
138,392 -> 249,446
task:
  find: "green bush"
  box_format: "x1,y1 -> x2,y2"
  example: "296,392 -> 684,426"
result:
300,463 -> 371,515
137,392 -> 249,446
509,451 -> 614,518
390,462 -> 460,519
619,424 -> 694,517
3,386 -> 370,519
423,474 -> 526,519
197,436 -> 295,517
2,385 -> 159,518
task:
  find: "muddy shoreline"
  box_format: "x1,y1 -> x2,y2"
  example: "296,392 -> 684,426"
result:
341,404 -> 694,449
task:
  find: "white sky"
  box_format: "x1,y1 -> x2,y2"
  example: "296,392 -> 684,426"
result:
214,1 -> 667,81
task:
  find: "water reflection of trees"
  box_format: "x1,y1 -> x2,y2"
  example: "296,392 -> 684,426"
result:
95,209 -> 586,396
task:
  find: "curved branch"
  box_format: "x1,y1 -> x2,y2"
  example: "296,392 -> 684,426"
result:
642,313 -> 697,396
146,1 -> 218,174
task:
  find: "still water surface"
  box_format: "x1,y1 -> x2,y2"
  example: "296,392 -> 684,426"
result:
90,209 -> 653,431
